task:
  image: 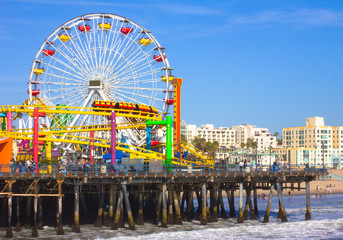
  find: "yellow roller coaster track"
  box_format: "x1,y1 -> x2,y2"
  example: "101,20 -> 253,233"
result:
0,105 -> 162,121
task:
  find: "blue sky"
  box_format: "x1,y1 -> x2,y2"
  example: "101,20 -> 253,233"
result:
1,0 -> 343,134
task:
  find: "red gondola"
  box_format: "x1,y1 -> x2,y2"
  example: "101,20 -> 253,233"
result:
165,99 -> 174,105
43,49 -> 56,56
151,140 -> 159,147
78,24 -> 91,32
28,89 -> 40,96
153,54 -> 166,62
120,27 -> 133,35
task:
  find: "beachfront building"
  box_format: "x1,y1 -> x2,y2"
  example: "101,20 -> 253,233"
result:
196,124 -> 236,148
232,124 -> 277,150
227,149 -> 277,166
280,117 -> 343,168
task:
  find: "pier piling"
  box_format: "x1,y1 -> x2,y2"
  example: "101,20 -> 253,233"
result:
72,183 -> 81,233
167,186 -> 174,224
161,184 -> 168,228
237,182 -> 244,223
111,189 -> 123,230
263,184 -> 274,223
276,182 -> 288,222
200,183 -> 207,225
56,180 -> 64,235
14,197 -> 21,232
31,180 -> 38,237
94,185 -> 104,227
136,186 -> 144,225
5,181 -> 14,238
38,197 -> 43,230
253,183 -> 259,217
122,184 -> 135,230
172,190 -> 182,225
305,180 -> 311,220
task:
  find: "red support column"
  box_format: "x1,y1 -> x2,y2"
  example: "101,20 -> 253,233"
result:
90,131 -> 94,164
33,108 -> 39,172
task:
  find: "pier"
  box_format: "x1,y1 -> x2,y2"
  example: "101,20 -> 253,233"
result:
0,165 -> 326,238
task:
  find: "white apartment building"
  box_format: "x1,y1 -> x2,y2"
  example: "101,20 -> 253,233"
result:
196,124 -> 236,148
232,124 -> 277,150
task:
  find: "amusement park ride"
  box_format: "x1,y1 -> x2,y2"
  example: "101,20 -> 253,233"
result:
0,13 -> 212,170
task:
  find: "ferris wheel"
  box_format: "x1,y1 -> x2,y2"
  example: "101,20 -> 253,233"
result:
27,13 -> 173,144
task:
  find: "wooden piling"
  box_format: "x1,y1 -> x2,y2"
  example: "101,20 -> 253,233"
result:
200,183 -> 207,225
305,180 -> 311,220
161,184 -> 168,228
253,184 -> 259,216
263,184 -> 274,223
72,184 -> 81,233
136,186 -> 144,225
172,190 -> 182,225
32,180 -> 38,237
111,189 -> 123,230
25,197 -> 31,228
276,182 -> 288,222
211,184 -> 218,222
56,180 -> 64,235
5,181 -> 14,238
122,184 -> 136,230
243,188 -> 250,220
38,197 -> 43,230
94,185 -> 104,227
155,191 -> 162,225
105,185 -> 114,227
14,197 -> 21,232
237,182 -> 244,223
186,189 -> 194,222
218,191 -> 227,219
167,186 -> 174,224
227,190 -> 236,217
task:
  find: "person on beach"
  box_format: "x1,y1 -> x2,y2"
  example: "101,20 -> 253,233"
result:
288,190 -> 291,199
316,185 -> 319,191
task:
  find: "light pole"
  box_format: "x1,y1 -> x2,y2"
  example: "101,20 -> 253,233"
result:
269,144 -> 272,169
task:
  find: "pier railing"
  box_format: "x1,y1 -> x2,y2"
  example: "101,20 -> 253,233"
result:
0,163 -> 328,176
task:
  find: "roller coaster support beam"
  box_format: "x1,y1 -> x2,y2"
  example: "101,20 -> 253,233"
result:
111,111 -> 116,164
33,108 -> 39,171
7,112 -> 12,130
146,126 -> 152,150
146,116 -> 173,166
90,131 -> 94,164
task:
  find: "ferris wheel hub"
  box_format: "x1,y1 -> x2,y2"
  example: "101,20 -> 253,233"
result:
89,80 -> 102,89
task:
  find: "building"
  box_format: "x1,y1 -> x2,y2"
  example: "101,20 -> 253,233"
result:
227,149 -> 277,166
196,124 -> 236,148
281,117 -> 342,168
232,124 -> 277,150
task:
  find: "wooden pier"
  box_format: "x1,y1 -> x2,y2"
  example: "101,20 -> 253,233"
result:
0,168 -> 326,238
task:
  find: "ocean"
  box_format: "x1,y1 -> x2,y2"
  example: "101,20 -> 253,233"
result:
6,193 -> 343,240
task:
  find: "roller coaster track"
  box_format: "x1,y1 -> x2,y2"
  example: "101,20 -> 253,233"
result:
0,105 -> 162,121
180,141 -> 213,165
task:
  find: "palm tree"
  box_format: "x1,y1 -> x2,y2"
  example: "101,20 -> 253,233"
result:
240,142 -> 245,149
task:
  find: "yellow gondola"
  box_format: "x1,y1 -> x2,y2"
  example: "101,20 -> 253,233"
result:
138,38 -> 152,46
98,23 -> 111,30
33,68 -> 45,75
59,34 -> 71,42
161,75 -> 174,82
